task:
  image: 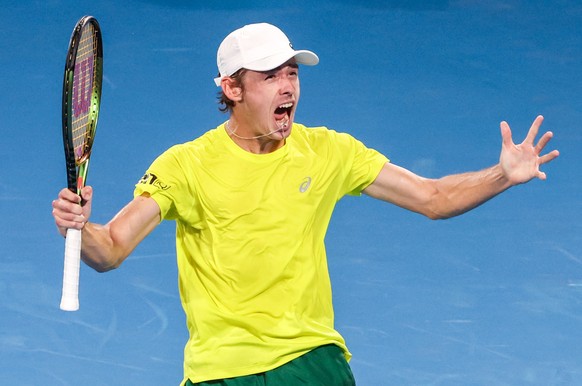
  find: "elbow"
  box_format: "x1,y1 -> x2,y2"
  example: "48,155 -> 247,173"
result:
83,255 -> 124,273
422,200 -> 462,220
416,193 -> 452,220
98,256 -> 125,272
94,262 -> 119,273
426,212 -> 444,221
420,185 -> 459,220
94,265 -> 111,273
424,210 -> 451,221
420,196 -> 459,220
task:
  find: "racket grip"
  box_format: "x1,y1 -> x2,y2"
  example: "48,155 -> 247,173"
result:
60,228 -> 82,311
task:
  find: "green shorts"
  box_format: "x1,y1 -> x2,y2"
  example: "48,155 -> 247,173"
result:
186,344 -> 355,386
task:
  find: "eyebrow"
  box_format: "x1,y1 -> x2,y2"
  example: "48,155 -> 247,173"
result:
263,61 -> 299,74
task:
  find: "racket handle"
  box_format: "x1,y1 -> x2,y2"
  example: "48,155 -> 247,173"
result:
60,228 -> 82,311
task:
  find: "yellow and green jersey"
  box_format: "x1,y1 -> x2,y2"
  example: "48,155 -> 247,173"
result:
134,122 -> 388,384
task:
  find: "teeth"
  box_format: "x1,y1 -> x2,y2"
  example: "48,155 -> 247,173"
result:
275,102 -> 292,130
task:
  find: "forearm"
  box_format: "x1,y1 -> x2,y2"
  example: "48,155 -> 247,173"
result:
426,164 -> 512,219
80,222 -> 125,272
365,162 -> 514,220
78,196 -> 161,272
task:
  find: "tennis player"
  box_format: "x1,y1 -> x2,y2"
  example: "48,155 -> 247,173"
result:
52,23 -> 559,386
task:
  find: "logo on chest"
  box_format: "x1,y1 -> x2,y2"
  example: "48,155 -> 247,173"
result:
299,177 -> 312,193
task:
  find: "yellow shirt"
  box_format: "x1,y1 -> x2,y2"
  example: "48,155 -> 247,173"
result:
134,123 -> 389,384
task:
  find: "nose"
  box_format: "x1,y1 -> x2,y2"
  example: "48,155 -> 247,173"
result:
279,75 -> 297,95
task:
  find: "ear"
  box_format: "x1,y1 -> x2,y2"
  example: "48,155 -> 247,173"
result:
221,77 -> 243,102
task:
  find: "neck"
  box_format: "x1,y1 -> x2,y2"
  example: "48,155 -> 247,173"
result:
225,120 -> 286,154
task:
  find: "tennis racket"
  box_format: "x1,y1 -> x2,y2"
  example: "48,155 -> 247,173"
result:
60,16 -> 103,311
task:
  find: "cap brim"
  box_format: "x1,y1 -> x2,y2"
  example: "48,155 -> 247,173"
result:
245,50 -> 319,72
294,50 -> 320,66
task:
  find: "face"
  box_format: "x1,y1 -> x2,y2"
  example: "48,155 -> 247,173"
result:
235,59 -> 300,140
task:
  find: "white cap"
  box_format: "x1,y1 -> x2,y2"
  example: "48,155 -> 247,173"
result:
214,23 -> 319,86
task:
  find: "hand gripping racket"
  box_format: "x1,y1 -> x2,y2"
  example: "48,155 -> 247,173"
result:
60,16 -> 103,311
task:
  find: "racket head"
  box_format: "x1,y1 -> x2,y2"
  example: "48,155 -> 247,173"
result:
62,16 -> 103,193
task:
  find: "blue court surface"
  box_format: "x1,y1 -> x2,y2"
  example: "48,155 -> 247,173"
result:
1,1 -> 581,385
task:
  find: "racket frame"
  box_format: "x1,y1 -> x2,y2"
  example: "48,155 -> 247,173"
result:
60,15 -> 103,311
62,15 -> 103,194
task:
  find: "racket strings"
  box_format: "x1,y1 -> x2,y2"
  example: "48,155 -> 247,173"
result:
71,23 -> 98,161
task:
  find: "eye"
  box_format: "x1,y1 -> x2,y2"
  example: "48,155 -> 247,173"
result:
289,64 -> 299,76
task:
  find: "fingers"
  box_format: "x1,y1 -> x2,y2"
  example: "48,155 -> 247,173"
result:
52,198 -> 85,230
525,115 -> 544,145
499,115 -> 559,183
531,123 -> 559,165
500,120 -> 513,147
534,132 -> 561,167
534,130 -> 553,154
52,186 -> 93,232
504,115 -> 558,160
539,149 -> 560,165
58,187 -> 81,203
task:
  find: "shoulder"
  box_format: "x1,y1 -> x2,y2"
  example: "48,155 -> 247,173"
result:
291,123 -> 354,146
293,123 -> 334,137
292,122 -> 367,152
159,127 -> 224,160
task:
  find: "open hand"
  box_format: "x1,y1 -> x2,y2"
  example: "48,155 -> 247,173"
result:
499,115 -> 559,185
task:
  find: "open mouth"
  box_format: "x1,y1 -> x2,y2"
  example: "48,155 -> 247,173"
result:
274,102 -> 293,129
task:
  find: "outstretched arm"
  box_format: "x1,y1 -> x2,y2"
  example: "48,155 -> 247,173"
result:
52,187 -> 161,272
363,115 -> 559,219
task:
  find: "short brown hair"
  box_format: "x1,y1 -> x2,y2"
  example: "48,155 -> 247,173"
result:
217,69 -> 247,113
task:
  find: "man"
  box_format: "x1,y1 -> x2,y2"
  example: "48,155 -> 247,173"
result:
52,23 -> 559,385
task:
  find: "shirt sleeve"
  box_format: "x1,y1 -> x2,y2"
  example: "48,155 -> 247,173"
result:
133,145 -> 186,221
332,131 -> 389,196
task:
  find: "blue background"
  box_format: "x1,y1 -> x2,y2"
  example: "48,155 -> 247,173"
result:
1,1 -> 580,385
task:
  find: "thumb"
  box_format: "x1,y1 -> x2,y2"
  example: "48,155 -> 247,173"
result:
80,186 -> 93,203
500,121 -> 513,148
79,186 -> 93,219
